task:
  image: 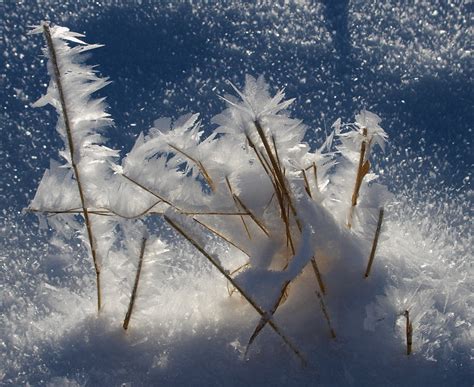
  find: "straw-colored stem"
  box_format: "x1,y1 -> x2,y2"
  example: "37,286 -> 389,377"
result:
252,122 -> 303,260
121,173 -> 178,210
364,207 -> 384,278
312,162 -> 319,194
302,169 -> 312,198
42,23 -> 102,312
225,176 -> 252,239
404,310 -> 413,355
246,133 -> 273,177
254,120 -> 301,231
310,258 -> 326,295
27,207 -> 252,217
348,128 -> 370,229
168,143 -> 215,192
164,215 -> 307,366
233,194 -> 270,237
123,237 -> 147,330
246,280 -> 291,353
246,133 -> 291,241
315,290 -> 336,338
226,262 -> 250,296
193,218 -> 249,256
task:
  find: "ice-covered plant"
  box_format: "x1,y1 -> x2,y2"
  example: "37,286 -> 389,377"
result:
28,23 -> 399,363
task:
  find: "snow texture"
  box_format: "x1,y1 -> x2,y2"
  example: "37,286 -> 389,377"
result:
1,3 -> 472,386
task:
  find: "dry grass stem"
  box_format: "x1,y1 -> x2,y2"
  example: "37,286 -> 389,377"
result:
246,280 -> 291,353
164,215 -> 307,366
348,128 -> 370,229
404,310 -> 413,355
312,162 -> 319,194
193,217 -> 250,256
364,207 -> 384,278
225,176 -> 252,239
246,134 -> 272,177
246,132 -> 294,248
42,23 -> 102,312
121,173 -> 178,210
315,290 -> 337,339
226,262 -> 250,296
310,258 -> 326,295
27,207 -> 252,217
302,169 -> 312,198
233,194 -> 270,237
168,143 -> 216,192
123,237 -> 147,330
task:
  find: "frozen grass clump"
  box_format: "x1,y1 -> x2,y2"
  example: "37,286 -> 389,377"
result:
28,22 -> 463,367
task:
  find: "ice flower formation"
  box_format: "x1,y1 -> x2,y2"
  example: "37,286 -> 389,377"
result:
24,23 -> 470,375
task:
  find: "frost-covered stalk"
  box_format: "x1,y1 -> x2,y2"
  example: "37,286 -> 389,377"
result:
30,23 -> 117,311
42,23 -> 102,311
337,110 -> 388,229
164,215 -> 307,366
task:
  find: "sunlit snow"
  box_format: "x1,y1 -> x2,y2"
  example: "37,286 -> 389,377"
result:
1,2 -> 472,386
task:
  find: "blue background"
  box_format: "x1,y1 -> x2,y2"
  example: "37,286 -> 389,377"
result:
2,0 -> 472,235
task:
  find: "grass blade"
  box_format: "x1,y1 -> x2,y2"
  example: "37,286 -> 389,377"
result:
123,237 -> 147,330
364,207 -> 384,278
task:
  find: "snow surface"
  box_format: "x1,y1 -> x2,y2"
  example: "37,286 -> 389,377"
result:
1,1 -> 472,386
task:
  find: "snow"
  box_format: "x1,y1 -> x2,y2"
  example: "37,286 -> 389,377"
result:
1,2 -> 472,386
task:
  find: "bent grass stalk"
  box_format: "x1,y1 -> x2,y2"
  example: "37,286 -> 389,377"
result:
123,237 -> 148,330
164,215 -> 307,366
42,23 -> 102,312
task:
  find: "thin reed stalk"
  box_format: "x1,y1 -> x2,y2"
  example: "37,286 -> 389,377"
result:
226,262 -> 250,296
164,215 -> 307,366
364,207 -> 384,278
348,128 -> 370,229
311,258 -> 326,295
255,120 -> 302,232
225,176 -> 252,239
121,173 -> 178,209
27,207 -> 252,217
249,124 -> 298,253
193,218 -> 250,256
233,194 -> 270,237
302,169 -> 312,198
168,143 -> 215,192
42,23 -> 102,312
315,290 -> 337,338
312,162 -> 319,194
123,237 -> 147,330
246,280 -> 291,353
404,310 -> 413,355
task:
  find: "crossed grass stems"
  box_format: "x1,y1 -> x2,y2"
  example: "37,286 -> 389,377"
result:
31,23 -> 394,366
30,116 -> 388,364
